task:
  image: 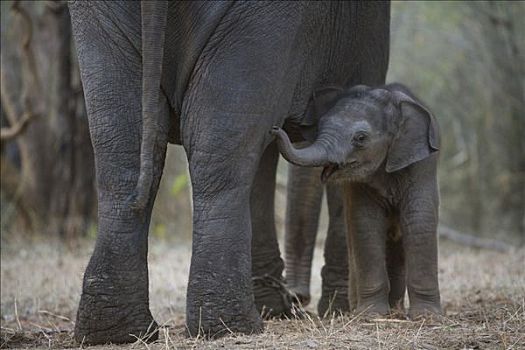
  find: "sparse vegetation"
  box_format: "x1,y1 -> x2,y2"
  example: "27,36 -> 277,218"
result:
1,240 -> 523,349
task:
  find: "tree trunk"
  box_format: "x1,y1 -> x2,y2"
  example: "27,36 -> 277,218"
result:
0,0 -> 95,239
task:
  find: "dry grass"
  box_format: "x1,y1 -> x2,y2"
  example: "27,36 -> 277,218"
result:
1,238 -> 524,349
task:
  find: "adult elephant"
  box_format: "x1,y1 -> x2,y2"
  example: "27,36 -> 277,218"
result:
68,1 -> 390,344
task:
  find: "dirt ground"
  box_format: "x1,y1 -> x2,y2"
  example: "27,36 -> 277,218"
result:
1,238 -> 524,349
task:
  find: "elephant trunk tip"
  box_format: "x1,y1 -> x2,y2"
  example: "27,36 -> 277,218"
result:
271,125 -> 330,168
270,125 -> 284,137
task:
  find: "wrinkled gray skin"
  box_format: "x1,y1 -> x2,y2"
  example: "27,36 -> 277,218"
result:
285,164 -> 350,317
68,1 -> 389,344
274,83 -> 442,318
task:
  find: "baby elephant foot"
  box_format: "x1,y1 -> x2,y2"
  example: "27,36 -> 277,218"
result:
355,290 -> 390,318
408,302 -> 442,320
353,283 -> 391,318
408,289 -> 442,320
355,301 -> 390,318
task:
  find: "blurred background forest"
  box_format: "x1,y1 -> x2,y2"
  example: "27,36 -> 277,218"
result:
1,1 -> 524,246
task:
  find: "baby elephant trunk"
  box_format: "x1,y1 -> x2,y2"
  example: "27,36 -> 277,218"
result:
271,126 -> 330,167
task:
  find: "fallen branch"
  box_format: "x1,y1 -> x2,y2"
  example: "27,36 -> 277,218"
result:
438,225 -> 514,252
370,318 -> 414,323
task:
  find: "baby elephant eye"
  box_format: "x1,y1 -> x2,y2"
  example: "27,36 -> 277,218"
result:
353,132 -> 369,144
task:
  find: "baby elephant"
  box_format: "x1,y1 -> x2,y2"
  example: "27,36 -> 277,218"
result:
272,83 -> 441,319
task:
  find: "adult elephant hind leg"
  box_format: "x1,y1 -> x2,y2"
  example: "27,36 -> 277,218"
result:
318,182 -> 350,317
251,142 -> 292,318
284,165 -> 323,307
69,2 -> 166,344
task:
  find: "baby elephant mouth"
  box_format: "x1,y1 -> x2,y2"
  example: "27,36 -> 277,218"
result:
321,164 -> 339,183
321,160 -> 359,183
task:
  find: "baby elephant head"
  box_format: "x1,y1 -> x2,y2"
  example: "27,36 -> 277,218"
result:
272,83 -> 439,182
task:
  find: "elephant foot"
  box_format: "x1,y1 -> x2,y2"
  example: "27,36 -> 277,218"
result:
354,291 -> 390,318
355,301 -> 390,318
253,274 -> 297,318
388,277 -> 406,312
318,290 -> 350,318
318,265 -> 350,318
186,270 -> 264,338
287,284 -> 311,307
74,274 -> 158,345
389,296 -> 406,314
408,302 -> 442,320
186,306 -> 263,339
407,289 -> 442,320
252,257 -> 303,318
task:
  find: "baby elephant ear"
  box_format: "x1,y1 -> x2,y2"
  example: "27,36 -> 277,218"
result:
314,86 -> 345,116
301,86 -> 343,142
385,90 -> 440,173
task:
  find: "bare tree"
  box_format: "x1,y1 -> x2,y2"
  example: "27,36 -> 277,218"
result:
460,2 -> 525,243
1,0 -> 95,239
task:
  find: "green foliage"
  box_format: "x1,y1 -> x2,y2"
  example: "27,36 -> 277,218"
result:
86,223 -> 97,239
170,173 -> 189,197
153,223 -> 167,239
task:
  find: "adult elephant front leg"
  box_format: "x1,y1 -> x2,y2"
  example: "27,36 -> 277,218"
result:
69,2 -> 167,344
184,117 -> 269,336
180,1 -> 313,336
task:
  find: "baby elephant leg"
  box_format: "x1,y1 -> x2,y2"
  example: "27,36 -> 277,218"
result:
345,185 -> 390,316
318,182 -> 350,317
386,230 -> 406,311
401,185 -> 442,318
